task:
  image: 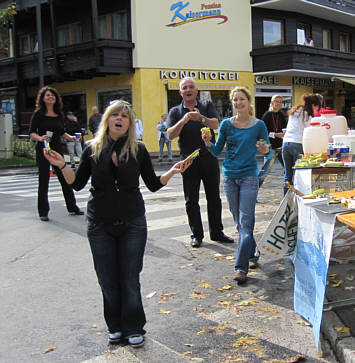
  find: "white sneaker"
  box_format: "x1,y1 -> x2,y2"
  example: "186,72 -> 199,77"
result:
127,334 -> 145,347
108,331 -> 122,344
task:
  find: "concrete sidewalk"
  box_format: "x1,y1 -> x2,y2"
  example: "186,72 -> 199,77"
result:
0,159 -> 354,362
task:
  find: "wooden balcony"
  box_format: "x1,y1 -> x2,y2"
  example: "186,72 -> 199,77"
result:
250,44 -> 355,77
0,39 -> 134,87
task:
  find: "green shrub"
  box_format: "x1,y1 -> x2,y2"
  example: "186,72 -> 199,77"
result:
12,136 -> 36,160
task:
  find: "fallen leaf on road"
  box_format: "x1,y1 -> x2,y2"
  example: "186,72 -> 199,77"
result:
193,306 -> 205,311
252,330 -> 263,334
332,280 -> 344,287
338,260 -> 350,264
198,282 -> 211,289
146,291 -> 157,298
196,328 -> 207,335
92,324 -> 97,328
233,336 -> 259,347
180,263 -> 194,269
219,300 -> 232,307
216,284 -> 233,292
159,309 -> 171,314
328,273 -> 337,279
335,326 -> 350,333
184,343 -> 194,347
42,347 -> 56,354
244,290 -> 254,295
344,286 -> 355,291
161,292 -> 175,300
238,298 -> 259,306
190,290 -> 209,299
345,275 -> 354,281
296,320 -> 311,326
157,300 -> 167,304
276,264 -> 285,271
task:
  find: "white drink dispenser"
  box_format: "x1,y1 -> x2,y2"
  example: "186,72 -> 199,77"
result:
302,122 -> 329,155
311,108 -> 348,141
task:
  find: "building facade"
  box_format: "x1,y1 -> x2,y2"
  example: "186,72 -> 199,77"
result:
0,0 -> 354,152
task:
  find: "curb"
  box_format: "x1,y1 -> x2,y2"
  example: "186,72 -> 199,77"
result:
322,305 -> 355,363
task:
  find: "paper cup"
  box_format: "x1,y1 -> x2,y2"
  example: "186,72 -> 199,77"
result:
46,131 -> 53,141
75,132 -> 81,140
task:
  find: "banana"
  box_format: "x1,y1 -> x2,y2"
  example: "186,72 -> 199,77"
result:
313,188 -> 325,195
302,194 -> 316,199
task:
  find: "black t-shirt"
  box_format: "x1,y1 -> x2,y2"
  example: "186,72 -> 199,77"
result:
29,110 -> 65,152
261,110 -> 287,149
71,138 -> 164,222
166,100 -> 219,156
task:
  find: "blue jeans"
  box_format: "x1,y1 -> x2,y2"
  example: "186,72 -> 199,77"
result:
282,142 -> 303,195
87,215 -> 147,337
223,176 -> 259,274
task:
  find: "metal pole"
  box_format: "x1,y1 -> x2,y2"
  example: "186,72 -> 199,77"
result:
36,1 -> 44,88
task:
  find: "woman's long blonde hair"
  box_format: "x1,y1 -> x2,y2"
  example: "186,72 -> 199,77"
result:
88,100 -> 138,162
229,86 -> 254,116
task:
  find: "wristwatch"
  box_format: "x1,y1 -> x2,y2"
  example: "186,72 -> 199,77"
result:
201,117 -> 206,124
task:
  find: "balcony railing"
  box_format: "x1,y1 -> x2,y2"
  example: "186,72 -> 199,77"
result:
250,44 -> 355,77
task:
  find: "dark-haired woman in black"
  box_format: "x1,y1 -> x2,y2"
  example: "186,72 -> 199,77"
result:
29,86 -> 83,221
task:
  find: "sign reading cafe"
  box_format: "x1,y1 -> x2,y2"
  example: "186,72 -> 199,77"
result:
160,70 -> 238,81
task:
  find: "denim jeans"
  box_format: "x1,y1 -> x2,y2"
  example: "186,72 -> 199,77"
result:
159,137 -> 172,159
223,176 -> 259,274
87,215 -> 147,337
282,142 -> 303,195
66,140 -> 82,165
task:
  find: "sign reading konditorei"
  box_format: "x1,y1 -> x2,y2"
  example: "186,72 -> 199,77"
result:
160,69 -> 238,81
167,1 -> 228,27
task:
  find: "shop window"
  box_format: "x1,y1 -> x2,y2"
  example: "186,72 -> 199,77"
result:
57,23 -> 82,46
263,19 -> 284,47
98,11 -> 128,40
339,32 -> 350,52
97,87 -> 132,113
322,29 -> 332,49
18,33 -> 37,55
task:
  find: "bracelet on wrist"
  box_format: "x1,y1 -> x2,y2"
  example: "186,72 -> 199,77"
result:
60,163 -> 67,171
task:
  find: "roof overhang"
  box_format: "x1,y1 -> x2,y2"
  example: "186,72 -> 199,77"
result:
332,76 -> 355,86
251,0 -> 355,27
253,69 -> 355,78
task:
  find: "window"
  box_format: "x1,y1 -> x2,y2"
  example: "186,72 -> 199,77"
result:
339,32 -> 350,52
297,23 -> 311,45
98,11 -> 128,40
263,19 -> 284,47
57,23 -> 82,46
18,33 -> 37,55
322,29 -> 332,49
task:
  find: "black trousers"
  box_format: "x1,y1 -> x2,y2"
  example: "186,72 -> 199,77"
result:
36,147 -> 78,217
182,152 -> 223,240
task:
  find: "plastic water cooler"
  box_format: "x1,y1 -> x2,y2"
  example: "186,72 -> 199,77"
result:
0,113 -> 14,158
302,122 -> 328,155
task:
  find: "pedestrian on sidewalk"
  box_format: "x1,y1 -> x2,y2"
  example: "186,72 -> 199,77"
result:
167,76 -> 234,248
201,86 -> 270,284
89,106 -> 102,137
282,93 -> 321,195
64,111 -> 83,169
43,100 -> 191,348
157,113 -> 172,162
29,86 -> 83,222
258,95 -> 287,187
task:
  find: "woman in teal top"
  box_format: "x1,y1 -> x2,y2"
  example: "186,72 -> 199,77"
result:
202,86 -> 270,284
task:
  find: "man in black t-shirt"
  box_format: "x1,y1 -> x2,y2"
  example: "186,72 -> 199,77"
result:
167,77 -> 234,248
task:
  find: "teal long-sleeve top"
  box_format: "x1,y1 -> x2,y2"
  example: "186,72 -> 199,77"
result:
207,117 -> 270,178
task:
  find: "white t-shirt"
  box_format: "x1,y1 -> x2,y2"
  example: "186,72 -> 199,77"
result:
283,108 -> 311,144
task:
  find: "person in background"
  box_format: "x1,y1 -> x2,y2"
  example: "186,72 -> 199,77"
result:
201,86 -> 270,284
29,86 -> 84,221
135,117 -> 143,141
282,93 -> 321,195
43,100 -> 190,347
65,111 -> 83,169
157,113 -> 173,162
89,106 -> 102,137
258,95 -> 287,187
167,76 -> 234,248
313,93 -> 325,117
304,36 -> 314,47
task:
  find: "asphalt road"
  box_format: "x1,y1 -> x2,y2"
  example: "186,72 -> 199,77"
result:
0,162 -> 344,362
